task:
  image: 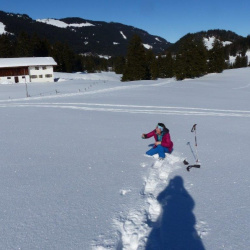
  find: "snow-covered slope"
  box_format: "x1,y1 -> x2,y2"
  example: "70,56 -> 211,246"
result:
36,18 -> 95,28
0,21 -> 7,34
203,36 -> 232,50
203,36 -> 250,65
0,10 -> 171,56
0,68 -> 250,249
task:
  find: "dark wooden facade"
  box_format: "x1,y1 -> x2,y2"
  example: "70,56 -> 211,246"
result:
0,67 -> 29,77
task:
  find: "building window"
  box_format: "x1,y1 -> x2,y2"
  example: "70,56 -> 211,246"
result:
39,75 -> 43,78
45,74 -> 52,78
35,67 -> 39,70
42,66 -> 47,70
7,77 -> 11,79
31,75 -> 38,79
22,76 -> 25,79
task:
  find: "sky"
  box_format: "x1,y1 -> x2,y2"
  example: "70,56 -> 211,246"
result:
1,0 -> 250,43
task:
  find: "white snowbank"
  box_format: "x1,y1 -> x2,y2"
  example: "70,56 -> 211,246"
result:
54,71 -> 121,81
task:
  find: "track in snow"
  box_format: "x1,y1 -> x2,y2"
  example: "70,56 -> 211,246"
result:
1,102 -> 250,118
92,153 -> 209,249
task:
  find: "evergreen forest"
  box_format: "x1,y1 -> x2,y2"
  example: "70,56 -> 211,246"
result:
0,32 -> 249,81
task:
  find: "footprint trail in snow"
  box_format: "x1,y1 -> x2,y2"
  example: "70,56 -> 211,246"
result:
92,153 -> 189,249
93,151 -> 211,249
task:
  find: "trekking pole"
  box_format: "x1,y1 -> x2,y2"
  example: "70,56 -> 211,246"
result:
184,124 -> 201,171
191,124 -> 199,163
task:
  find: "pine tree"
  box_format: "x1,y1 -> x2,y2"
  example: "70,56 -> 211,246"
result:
234,55 -> 248,68
158,52 -> 174,78
15,31 -> 33,57
84,56 -> 96,73
113,56 -> 125,74
150,56 -> 159,80
145,49 -> 156,80
94,57 -> 108,72
51,42 -> 75,72
0,34 -> 13,57
207,39 -> 225,73
73,55 -> 84,72
165,53 -> 174,78
190,39 -> 207,77
122,35 -> 148,81
157,55 -> 164,78
31,34 -> 50,57
174,53 -> 186,80
175,36 -> 207,80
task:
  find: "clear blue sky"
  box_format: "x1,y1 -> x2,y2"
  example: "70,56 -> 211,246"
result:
1,0 -> 250,43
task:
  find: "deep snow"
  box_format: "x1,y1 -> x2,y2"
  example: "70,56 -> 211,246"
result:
0,69 -> 250,249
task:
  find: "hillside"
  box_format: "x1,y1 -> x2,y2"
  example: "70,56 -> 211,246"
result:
0,10 -> 171,56
167,29 -> 244,53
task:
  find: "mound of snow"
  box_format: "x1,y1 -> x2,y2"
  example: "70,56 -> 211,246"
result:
54,71 -> 121,81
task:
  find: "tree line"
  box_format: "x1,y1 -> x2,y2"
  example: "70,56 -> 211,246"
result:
0,32 -> 109,73
120,35 -> 249,81
0,32 -> 249,81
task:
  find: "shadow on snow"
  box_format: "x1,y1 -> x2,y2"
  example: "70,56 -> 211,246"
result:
146,176 -> 205,250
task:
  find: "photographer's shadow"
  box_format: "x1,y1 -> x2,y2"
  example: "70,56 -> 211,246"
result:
146,176 -> 205,250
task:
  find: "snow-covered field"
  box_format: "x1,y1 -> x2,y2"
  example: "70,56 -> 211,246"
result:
0,69 -> 250,249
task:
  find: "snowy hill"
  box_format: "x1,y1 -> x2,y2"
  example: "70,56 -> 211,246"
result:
0,68 -> 250,249
167,29 -> 242,52
0,10 -> 171,56
202,36 -> 250,65
166,30 -> 250,67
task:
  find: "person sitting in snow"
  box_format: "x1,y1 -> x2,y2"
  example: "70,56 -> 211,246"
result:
142,123 -> 173,160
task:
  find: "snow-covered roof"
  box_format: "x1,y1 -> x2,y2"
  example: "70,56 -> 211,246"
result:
0,57 -> 57,68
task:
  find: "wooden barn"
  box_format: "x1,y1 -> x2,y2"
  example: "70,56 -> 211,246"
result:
0,57 -> 57,84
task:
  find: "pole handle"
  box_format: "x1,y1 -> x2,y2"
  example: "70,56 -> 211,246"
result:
191,124 -> 197,132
